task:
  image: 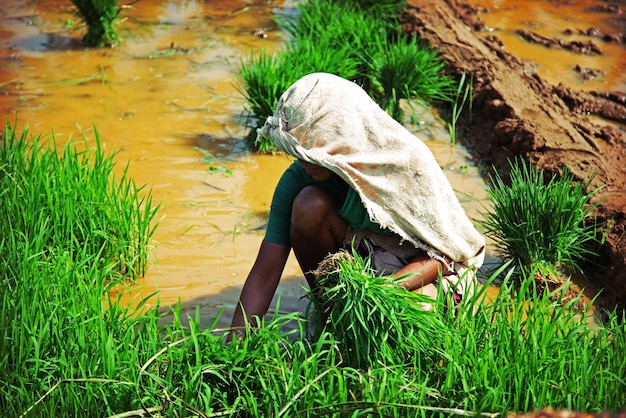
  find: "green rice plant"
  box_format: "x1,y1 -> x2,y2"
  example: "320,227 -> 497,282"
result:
46,68 -> 107,86
239,0 -> 456,151
279,0 -> 395,57
447,72 -> 473,145
365,35 -> 455,120
3,122 -> 623,416
71,0 -> 129,47
478,158 -> 603,276
238,2 -> 379,151
237,42 -> 359,151
329,0 -> 407,20
311,249 -> 446,370
280,0 -> 454,120
1,120 -> 160,278
0,120 -> 163,416
281,26 -> 363,81
236,51 -> 297,152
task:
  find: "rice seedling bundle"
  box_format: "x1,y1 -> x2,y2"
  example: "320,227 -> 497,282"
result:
71,0 -> 124,47
479,158 -> 602,276
311,250 -> 446,370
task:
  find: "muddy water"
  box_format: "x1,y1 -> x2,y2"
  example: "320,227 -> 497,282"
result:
467,0 -> 626,94
1,1 -> 613,329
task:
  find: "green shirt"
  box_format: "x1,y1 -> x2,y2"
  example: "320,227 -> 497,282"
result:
265,161 -> 388,246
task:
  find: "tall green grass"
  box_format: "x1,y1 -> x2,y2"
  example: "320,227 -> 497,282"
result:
1,120 -> 158,278
0,120 -> 160,416
436,265 -> 626,414
366,35 -> 453,120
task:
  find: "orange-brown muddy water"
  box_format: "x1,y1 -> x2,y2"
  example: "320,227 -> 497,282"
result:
1,0 -> 616,329
468,0 -> 625,95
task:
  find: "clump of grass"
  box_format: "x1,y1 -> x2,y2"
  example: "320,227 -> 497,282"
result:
436,265 -> 626,413
366,35 -> 454,120
332,0 -> 408,20
238,0 -> 374,151
237,40 -> 361,151
478,158 -> 603,277
71,0 -> 127,47
0,119 -> 161,416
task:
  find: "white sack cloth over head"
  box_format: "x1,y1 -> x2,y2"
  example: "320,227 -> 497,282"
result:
258,72 -> 485,269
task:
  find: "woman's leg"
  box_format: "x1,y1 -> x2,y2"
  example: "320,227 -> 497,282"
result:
290,185 -> 348,290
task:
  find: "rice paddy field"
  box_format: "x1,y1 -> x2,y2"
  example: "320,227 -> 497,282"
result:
1,135 -> 624,415
1,0 -> 626,417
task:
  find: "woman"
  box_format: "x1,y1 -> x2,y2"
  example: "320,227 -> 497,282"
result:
230,72 -> 485,335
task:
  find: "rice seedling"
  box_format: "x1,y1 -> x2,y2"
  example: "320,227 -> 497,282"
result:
279,0 -> 396,59
236,50 -> 295,151
46,67 -> 107,86
1,120 -> 160,278
365,35 -> 455,120
477,158 -> 603,277
0,119 -> 162,416
70,0 -> 128,47
447,72 -> 473,145
238,2 -> 376,151
195,147 -> 233,176
237,44 -> 360,151
436,266 -> 626,414
331,0 -> 408,20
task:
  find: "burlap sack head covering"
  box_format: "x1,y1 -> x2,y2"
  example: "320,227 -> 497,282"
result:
258,72 -> 485,268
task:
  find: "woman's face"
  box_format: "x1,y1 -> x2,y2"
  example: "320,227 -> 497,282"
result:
298,159 -> 335,181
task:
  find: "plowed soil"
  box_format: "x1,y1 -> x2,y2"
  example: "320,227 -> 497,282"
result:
401,0 -> 626,313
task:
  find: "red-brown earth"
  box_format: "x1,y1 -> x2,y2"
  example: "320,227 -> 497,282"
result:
402,0 -> 626,314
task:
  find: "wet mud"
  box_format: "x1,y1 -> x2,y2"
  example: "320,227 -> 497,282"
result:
402,0 -> 626,313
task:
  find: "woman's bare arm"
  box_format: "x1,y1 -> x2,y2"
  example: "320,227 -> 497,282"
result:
392,253 -> 447,291
229,240 -> 291,336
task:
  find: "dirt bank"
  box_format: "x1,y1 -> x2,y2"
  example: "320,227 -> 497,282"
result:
401,0 -> 626,313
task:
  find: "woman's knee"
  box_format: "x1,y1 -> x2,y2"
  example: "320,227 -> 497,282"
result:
291,186 -> 337,236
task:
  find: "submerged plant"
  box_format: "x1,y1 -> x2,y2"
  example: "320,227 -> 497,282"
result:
71,0 -> 128,47
478,158 -> 603,276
